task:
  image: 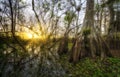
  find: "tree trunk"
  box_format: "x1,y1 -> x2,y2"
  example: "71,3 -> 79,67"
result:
108,3 -> 115,33
69,37 -> 81,63
69,0 -> 95,63
58,35 -> 68,55
83,0 -> 95,58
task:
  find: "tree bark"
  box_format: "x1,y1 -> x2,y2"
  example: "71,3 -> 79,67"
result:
83,0 -> 95,58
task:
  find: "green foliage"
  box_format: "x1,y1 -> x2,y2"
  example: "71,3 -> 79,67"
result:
95,4 -> 101,11
68,43 -> 73,51
64,11 -> 76,24
101,0 -> 120,7
60,55 -> 120,77
83,28 -> 91,36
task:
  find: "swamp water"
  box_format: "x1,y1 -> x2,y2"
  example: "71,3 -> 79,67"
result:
0,39 -> 66,77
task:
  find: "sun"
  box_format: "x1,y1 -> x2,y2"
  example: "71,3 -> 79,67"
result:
17,25 -> 47,40
23,32 -> 41,39
17,30 -> 41,40
25,32 -> 33,39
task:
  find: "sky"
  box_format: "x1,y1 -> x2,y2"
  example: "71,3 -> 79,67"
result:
22,0 -> 86,24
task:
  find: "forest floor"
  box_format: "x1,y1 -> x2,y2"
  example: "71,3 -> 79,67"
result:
59,54 -> 120,77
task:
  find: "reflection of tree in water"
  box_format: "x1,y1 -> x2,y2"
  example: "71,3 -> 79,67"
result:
0,39 -> 65,77
28,41 -> 65,77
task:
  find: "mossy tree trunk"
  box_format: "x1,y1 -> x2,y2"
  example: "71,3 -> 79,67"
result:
69,0 -> 112,63
69,0 -> 95,63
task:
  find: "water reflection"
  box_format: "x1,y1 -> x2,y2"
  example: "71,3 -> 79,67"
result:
0,40 -> 65,77
26,41 -> 41,55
